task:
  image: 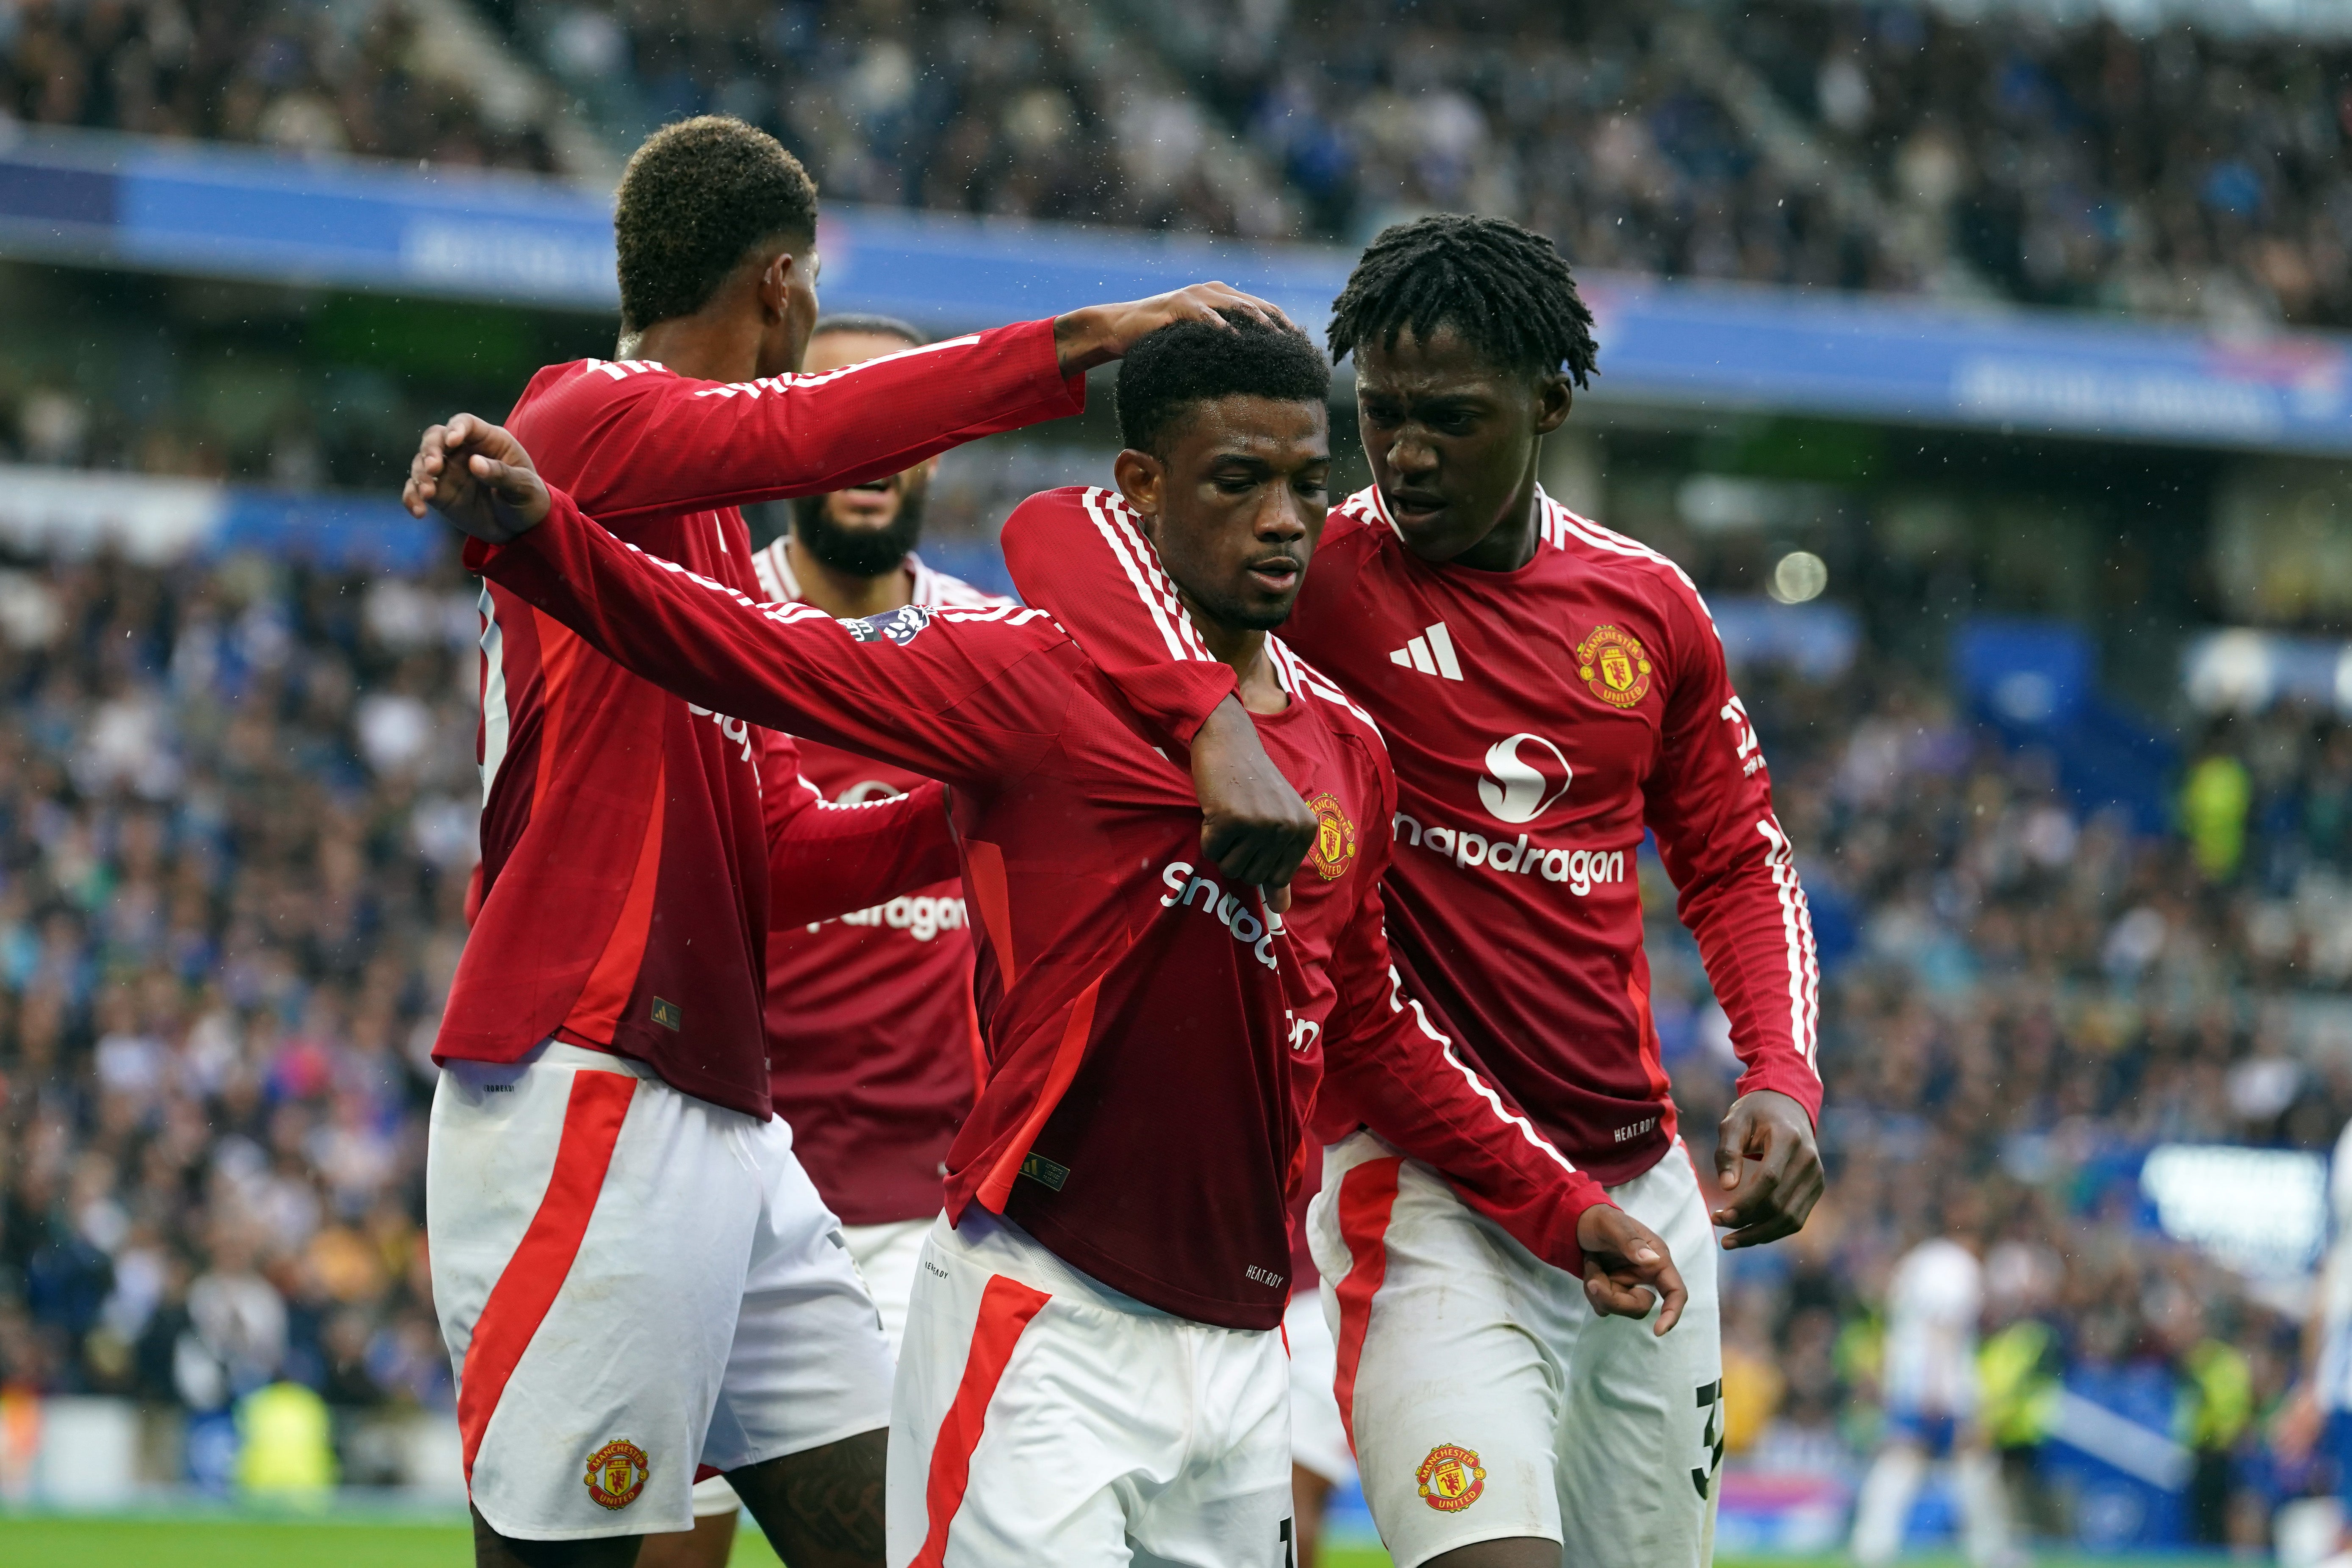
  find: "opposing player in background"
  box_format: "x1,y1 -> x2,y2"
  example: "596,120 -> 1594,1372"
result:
1848,1217 -> 2014,1567
415,110 -> 1313,1568
646,313 -> 1008,1568
405,310 -> 1689,1568
1004,215 -> 1827,1568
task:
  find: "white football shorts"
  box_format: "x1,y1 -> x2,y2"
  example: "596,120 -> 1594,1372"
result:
844,1214 -> 936,1357
1285,1282 -> 1355,1488
1309,1130 -> 1723,1568
887,1208 -> 1295,1568
428,1041 -> 894,1539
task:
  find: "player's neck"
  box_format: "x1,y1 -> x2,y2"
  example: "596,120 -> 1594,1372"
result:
1176,591 -> 1286,715
629,310 -> 763,385
784,535 -> 915,621
1450,459 -> 1545,574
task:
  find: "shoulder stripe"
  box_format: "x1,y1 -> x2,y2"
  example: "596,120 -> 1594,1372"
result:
1546,495 -> 1720,636
690,333 -> 986,401
1271,639 -> 1382,739
1077,487 -> 1212,663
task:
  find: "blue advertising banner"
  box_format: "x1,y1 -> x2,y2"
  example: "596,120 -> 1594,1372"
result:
1,127 -> 2347,455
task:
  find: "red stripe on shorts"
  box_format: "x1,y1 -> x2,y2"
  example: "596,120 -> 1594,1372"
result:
456,1068 -> 638,1486
911,1274 -> 1052,1568
1331,1155 -> 1404,1457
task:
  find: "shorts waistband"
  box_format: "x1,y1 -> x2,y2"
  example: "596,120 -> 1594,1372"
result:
528,1039 -> 661,1080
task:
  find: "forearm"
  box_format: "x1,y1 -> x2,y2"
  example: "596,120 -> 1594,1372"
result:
768,778 -> 962,928
578,319 -> 1086,524
468,486 -> 1052,786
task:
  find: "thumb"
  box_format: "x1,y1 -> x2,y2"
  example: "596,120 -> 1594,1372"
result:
1714,1132 -> 1742,1189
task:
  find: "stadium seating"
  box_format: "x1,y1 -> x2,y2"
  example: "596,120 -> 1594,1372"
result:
9,0 -> 2347,324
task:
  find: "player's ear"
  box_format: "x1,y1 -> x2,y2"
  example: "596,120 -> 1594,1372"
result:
1533,370 -> 1573,436
1113,448 -> 1165,526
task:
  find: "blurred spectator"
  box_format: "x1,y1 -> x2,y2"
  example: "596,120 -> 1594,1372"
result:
0,543 -> 474,1482
0,0 -> 557,172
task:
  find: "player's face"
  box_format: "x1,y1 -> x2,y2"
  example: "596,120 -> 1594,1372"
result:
1117,395 -> 1330,634
791,330 -> 939,575
1355,325 -> 1571,563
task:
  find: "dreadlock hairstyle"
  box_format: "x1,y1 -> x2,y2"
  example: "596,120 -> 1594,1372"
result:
1115,309 -> 1331,457
1326,214 -> 1598,388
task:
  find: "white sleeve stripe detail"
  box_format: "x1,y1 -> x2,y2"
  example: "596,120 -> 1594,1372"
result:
1078,487 -> 1212,662
688,333 -> 987,399
477,585 -> 510,804
1384,961 -> 1580,1177
1548,496 -> 1721,637
1753,815 -> 1822,1076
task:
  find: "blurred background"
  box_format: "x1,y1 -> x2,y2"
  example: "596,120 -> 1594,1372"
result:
3,0 -> 2352,1562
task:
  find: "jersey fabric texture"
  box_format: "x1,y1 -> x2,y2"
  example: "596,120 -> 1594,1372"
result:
753,539 -> 1004,1225
427,1042 -> 892,1539
465,483 -> 1611,1332
1310,1130 -> 1722,1568
441,321 -> 1083,1118
1001,482 -> 1823,1184
888,1209 -> 1293,1568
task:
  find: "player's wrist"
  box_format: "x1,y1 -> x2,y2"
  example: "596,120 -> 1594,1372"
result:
1053,306 -> 1117,376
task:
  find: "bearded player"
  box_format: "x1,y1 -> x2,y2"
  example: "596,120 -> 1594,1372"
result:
1004,216 -> 1827,1568
418,110 -> 1316,1567
648,313 -> 1008,1568
405,310 -> 1690,1567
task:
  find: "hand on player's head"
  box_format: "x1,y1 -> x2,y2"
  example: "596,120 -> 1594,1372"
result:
1054,283 -> 1295,375
402,415 -> 552,544
1575,1204 -> 1687,1337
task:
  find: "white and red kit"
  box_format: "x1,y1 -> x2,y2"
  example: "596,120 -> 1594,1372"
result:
429,322 -> 1098,1541
752,539 -> 1006,1351
466,484 -> 1615,1564
1003,482 -> 1823,1567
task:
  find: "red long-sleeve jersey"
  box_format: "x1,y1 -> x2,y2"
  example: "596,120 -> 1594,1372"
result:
754,543 -> 1005,1226
464,484 -> 1609,1331
1004,483 -> 1823,1186
437,321 -> 1085,1118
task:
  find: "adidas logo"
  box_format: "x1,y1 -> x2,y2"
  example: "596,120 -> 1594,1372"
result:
1388,621 -> 1463,680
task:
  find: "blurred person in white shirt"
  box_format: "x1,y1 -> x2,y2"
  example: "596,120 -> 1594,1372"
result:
1851,1199 -> 2019,1566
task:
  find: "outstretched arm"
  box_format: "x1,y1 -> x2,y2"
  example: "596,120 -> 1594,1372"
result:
515,285 -> 1293,529
408,416 -> 1073,791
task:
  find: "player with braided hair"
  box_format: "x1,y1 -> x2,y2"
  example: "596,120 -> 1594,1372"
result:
1004,213 -> 1826,1568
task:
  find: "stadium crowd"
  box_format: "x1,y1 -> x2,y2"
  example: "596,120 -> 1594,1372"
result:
7,0 -> 2349,324
0,507 -> 2341,1538
0,546 -> 481,1480
0,0 -> 557,169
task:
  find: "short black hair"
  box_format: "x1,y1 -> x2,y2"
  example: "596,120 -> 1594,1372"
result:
1115,311 -> 1331,457
614,116 -> 818,333
1328,214 -> 1598,388
810,313 -> 926,350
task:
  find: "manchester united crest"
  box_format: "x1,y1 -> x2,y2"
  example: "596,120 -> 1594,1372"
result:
1575,624 -> 1653,709
1306,792 -> 1358,881
583,1438 -> 649,1511
1417,1442 -> 1487,1512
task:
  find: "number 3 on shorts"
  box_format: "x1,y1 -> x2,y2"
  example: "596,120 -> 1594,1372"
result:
1692,1380 -> 1725,1499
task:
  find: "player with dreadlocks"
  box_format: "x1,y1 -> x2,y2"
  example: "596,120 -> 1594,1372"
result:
1002,213 -> 1827,1568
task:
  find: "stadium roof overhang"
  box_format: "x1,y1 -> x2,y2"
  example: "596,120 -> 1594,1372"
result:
4,126 -> 2348,460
